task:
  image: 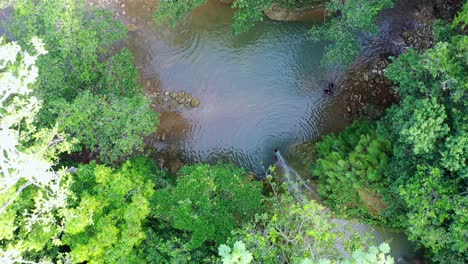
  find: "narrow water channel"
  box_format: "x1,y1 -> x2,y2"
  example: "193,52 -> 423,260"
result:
124,0 -> 348,173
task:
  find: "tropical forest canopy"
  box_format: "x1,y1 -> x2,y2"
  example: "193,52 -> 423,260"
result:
0,0 -> 466,263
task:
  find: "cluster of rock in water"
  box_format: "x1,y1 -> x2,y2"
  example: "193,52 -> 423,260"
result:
146,90 -> 201,109
144,79 -> 201,110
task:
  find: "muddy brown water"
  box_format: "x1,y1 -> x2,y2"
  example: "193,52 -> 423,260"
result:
123,0 -> 348,174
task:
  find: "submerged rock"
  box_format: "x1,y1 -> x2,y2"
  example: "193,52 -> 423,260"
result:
264,3 -> 324,22
176,97 -> 186,104
190,98 -> 200,107
219,0 -> 235,4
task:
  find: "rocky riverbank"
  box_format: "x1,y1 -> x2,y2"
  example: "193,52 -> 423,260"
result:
340,0 -> 460,120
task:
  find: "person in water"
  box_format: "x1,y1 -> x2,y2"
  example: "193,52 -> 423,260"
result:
324,82 -> 334,95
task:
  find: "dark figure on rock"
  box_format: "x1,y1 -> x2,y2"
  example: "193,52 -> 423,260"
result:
324,82 -> 334,95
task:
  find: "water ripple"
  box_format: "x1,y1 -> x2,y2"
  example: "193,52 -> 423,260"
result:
130,2 -> 346,172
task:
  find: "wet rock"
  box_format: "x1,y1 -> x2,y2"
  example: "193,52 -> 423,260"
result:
127,24 -> 139,32
264,3 -> 324,21
190,98 -> 200,107
176,97 -> 186,104
160,131 -> 166,141
176,91 -> 185,98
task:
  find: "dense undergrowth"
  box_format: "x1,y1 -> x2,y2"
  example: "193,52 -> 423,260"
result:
0,0 -> 466,263
311,4 -> 468,261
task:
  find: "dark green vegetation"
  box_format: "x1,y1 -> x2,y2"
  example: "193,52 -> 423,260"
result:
311,4 -> 468,262
312,121 -> 393,224
9,0 -> 158,163
1,0 -> 466,263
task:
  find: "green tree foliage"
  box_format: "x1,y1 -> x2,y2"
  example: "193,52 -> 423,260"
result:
231,197 -> 339,263
154,0 -> 392,64
154,0 -> 208,27
9,0 -> 125,100
50,91 -> 157,164
227,178 -> 377,263
153,164 -> 264,249
61,157 -> 157,263
219,241 -> 394,264
309,0 -> 393,67
8,0 -> 158,163
377,17 -> 468,259
311,121 -> 392,224
309,6 -> 467,260
399,166 -> 466,262
0,38 -> 73,263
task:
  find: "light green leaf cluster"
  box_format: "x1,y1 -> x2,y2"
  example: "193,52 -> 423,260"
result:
343,242 -> 393,264
219,241 -> 253,264
399,166 -> 467,260
229,190 -> 351,263
377,6 -> 468,261
0,38 -> 74,263
61,157 -> 157,263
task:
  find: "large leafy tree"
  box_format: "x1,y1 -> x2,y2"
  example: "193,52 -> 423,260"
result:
61,157 -> 157,263
225,178 -> 389,263
0,37 -> 73,263
153,164 -> 264,249
8,0 -> 158,163
378,19 -> 468,260
307,5 -> 467,261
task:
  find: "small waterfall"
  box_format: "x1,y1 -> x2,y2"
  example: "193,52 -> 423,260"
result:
273,149 -> 320,203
